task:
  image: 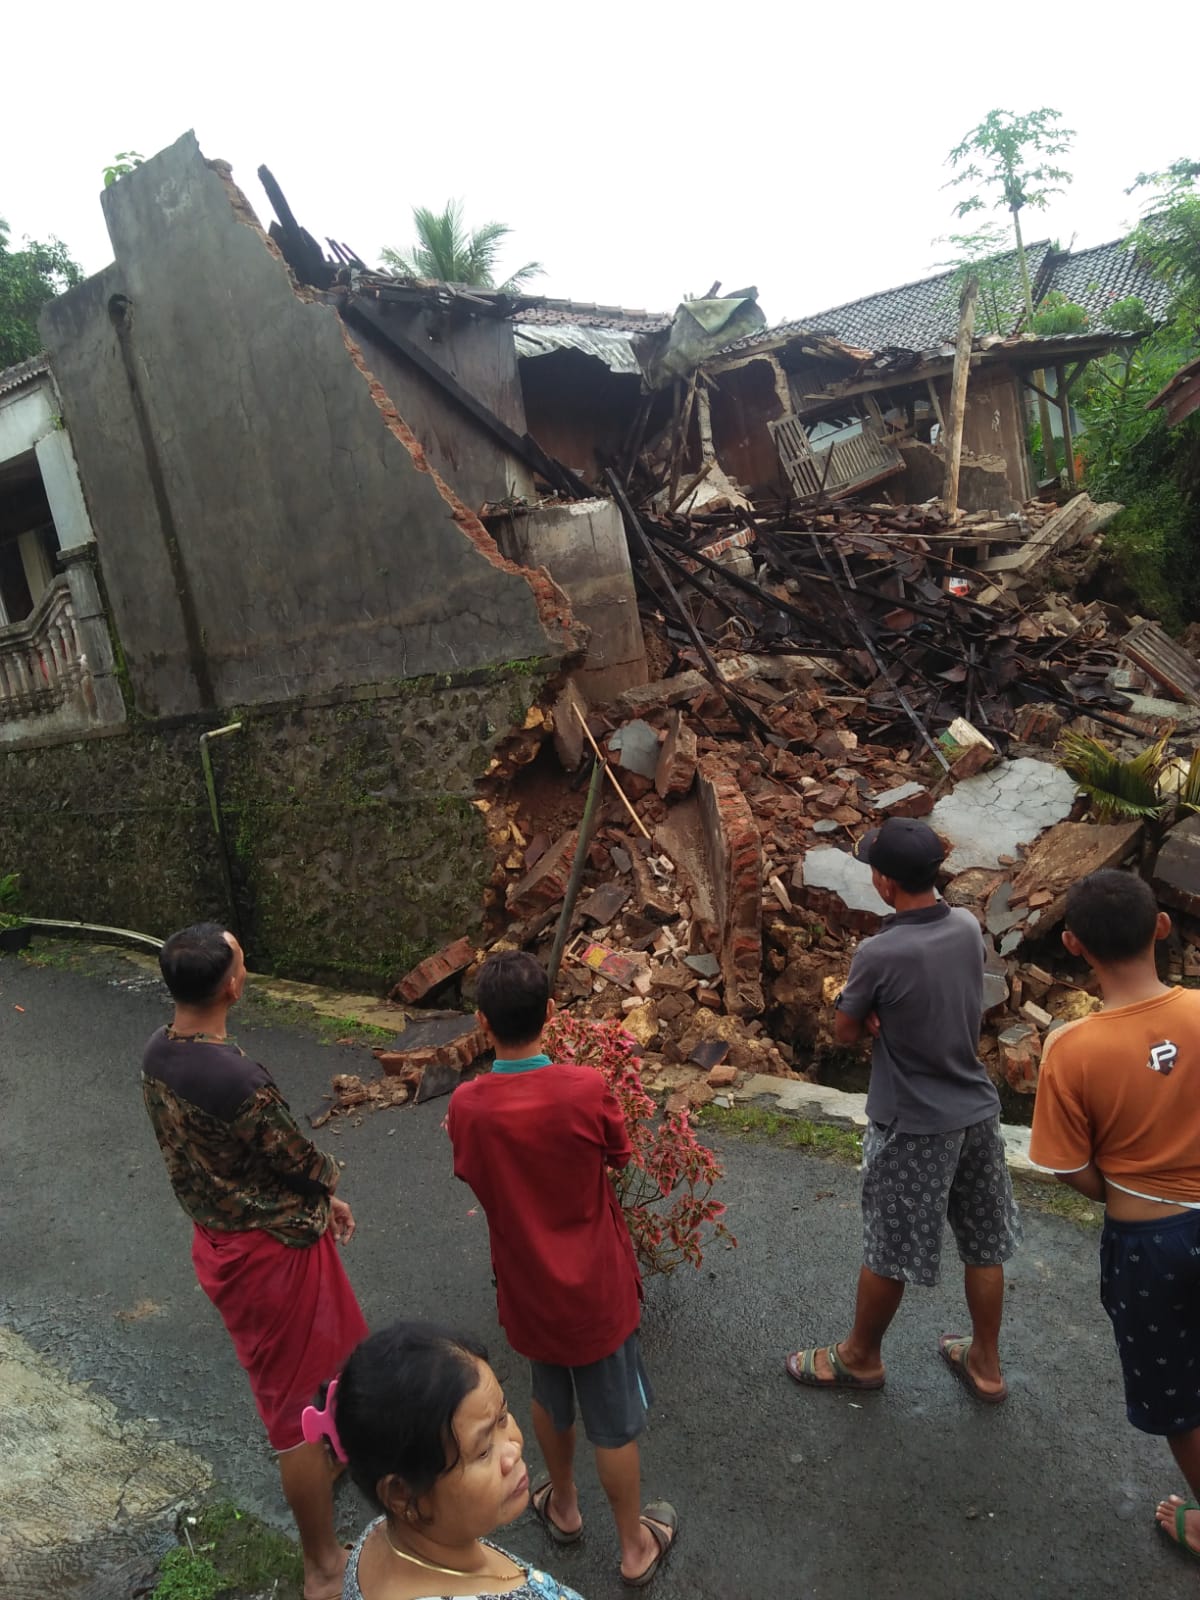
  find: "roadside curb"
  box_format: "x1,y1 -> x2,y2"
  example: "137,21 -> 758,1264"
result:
726,1073 -> 1054,1185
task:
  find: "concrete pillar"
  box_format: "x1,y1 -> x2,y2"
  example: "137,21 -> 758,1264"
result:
58,543 -> 126,726
497,498 -> 647,705
34,426 -> 94,550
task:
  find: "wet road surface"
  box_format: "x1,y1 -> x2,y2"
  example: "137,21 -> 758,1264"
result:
1,955 -> 1190,1600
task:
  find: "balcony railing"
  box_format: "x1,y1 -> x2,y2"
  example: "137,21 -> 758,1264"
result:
771,413 -> 905,502
0,575 -> 100,736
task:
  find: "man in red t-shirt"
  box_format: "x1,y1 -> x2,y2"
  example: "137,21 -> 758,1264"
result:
447,952 -> 678,1587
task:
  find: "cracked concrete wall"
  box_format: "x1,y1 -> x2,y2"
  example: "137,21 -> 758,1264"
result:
39,131 -> 567,719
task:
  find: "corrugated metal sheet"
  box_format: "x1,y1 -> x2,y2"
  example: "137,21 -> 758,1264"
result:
513,321 -> 642,374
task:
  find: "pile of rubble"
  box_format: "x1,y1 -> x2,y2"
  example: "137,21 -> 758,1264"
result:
316,486 -> 1200,1124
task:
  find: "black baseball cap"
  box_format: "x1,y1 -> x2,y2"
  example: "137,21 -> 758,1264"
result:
854,818 -> 946,883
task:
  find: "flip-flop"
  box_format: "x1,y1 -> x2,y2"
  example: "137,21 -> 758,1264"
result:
621,1502 -> 678,1589
785,1344 -> 885,1390
530,1480 -> 583,1545
1158,1497 -> 1200,1563
938,1334 -> 1008,1404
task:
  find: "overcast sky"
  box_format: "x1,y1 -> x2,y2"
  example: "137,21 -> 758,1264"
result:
4,2 -> 1197,326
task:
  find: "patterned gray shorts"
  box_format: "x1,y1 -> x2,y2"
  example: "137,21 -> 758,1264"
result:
861,1115 -> 1021,1287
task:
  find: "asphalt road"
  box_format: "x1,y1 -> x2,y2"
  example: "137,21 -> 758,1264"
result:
0,953 -> 1191,1600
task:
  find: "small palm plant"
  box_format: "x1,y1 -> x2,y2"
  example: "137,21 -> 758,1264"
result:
1057,731 -> 1171,823
1176,750 -> 1200,817
381,201 -> 542,292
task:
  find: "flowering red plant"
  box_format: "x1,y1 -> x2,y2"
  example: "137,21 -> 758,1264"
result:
543,1012 -> 736,1276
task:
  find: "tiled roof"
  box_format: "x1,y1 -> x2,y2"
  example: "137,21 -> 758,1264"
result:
726,243 -> 1053,356
1041,239 -> 1174,330
721,236 -> 1173,359
0,353 -> 49,398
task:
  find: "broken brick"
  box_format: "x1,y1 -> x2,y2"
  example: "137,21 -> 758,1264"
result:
390,936 -> 477,1005
506,830 -> 578,917
373,1015 -> 488,1097
997,1022 -> 1040,1094
655,710 -> 698,799
580,882 -> 632,927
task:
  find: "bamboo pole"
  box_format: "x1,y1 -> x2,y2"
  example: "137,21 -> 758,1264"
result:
573,706 -> 652,840
546,756 -> 606,991
1056,365 -> 1077,488
942,276 -> 979,525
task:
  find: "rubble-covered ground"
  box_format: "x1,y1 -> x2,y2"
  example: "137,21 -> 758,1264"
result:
323,489 -> 1200,1124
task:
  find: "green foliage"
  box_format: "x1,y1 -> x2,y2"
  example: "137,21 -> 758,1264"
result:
935,222 -> 1026,334
0,871 -> 23,930
1178,750 -> 1200,816
1102,294 -> 1155,334
0,218 -> 83,367
150,1547 -> 223,1600
381,200 -> 542,292
1075,158 -> 1200,621
1058,731 -> 1170,822
946,108 -> 1076,222
1127,158 -> 1200,332
1030,289 -> 1089,335
102,151 -> 144,187
153,1502 -> 304,1597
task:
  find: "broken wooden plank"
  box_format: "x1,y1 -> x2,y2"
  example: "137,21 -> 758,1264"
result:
976,492 -> 1095,574
1121,619 -> 1200,707
1007,819 -> 1144,937
942,276 -> 978,523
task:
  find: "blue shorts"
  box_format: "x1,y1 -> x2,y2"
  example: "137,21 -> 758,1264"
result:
530,1331 -> 653,1450
1100,1208 -> 1200,1436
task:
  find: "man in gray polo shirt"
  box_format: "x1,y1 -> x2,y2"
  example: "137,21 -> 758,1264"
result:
785,818 -> 1020,1402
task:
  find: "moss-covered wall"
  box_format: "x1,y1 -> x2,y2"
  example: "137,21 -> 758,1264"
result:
0,664 -> 551,990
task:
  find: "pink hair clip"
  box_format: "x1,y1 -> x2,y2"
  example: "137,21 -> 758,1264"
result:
301,1375 -> 348,1464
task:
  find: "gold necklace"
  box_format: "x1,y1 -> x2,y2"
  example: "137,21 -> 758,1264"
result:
382,1525 -> 519,1583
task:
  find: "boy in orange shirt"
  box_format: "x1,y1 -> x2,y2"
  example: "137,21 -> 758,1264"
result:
1030,871 -> 1200,1566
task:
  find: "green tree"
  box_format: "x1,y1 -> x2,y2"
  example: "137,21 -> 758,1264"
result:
946,108 -> 1075,320
936,221 -> 1026,335
1076,160 -> 1200,625
0,218 -> 83,368
1126,159 -> 1200,332
380,201 -> 542,292
947,109 -> 1075,475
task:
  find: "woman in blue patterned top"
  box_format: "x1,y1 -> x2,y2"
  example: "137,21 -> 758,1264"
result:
303,1321 -> 587,1600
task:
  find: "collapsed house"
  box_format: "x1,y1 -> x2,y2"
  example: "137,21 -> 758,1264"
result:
1,129 -> 1195,1117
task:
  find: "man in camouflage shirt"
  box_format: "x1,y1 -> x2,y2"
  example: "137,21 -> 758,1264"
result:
143,923 -> 367,1600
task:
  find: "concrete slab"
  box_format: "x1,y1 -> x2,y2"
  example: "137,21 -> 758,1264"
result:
795,847 -> 890,916
1153,814 -> 1200,917
0,1326 -> 210,1595
932,757 -> 1078,874
608,719 -> 661,779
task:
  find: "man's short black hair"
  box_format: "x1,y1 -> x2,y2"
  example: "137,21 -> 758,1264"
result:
1064,871 -> 1159,964
160,922 -> 236,1004
475,951 -> 549,1046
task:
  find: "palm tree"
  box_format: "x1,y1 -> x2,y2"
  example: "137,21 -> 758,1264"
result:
381,202 -> 543,292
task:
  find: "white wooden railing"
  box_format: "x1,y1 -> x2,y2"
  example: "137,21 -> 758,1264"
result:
0,576 -> 93,729
771,413 -> 905,501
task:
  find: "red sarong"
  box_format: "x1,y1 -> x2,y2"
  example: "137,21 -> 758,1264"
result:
191,1223 -> 367,1450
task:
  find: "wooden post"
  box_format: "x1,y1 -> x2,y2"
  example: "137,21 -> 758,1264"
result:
942,276 -> 978,524
1056,365 -> 1077,488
